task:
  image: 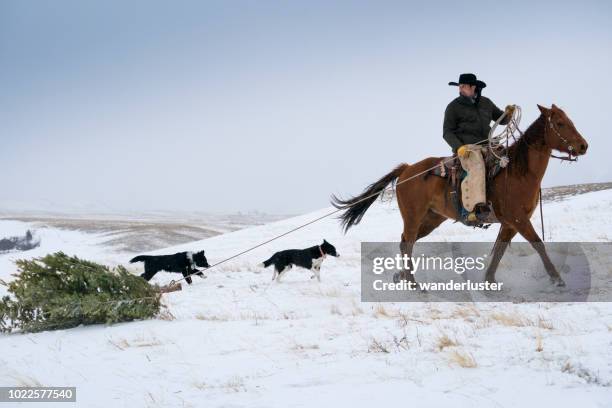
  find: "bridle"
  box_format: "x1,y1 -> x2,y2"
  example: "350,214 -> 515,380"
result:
546,113 -> 578,162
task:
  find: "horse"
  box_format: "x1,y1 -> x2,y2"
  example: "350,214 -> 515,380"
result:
331,104 -> 588,286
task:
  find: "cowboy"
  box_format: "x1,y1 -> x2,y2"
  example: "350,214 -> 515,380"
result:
443,73 -> 515,223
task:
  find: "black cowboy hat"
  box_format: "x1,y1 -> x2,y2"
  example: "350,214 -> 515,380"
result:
448,73 -> 487,89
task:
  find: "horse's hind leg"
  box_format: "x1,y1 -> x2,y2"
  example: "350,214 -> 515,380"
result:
396,237 -> 416,284
485,224 -> 517,283
417,211 -> 447,240
393,172 -> 438,283
393,211 -> 446,283
394,212 -> 429,284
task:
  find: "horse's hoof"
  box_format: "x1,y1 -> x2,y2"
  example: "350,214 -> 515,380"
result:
393,272 -> 410,284
393,272 -> 401,284
552,278 -> 566,287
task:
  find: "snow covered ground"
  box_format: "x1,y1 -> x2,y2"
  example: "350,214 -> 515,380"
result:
1,190 -> 611,407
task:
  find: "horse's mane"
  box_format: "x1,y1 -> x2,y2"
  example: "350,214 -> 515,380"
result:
507,113 -> 546,175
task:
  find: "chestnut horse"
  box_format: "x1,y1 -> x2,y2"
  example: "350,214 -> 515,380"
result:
332,104 -> 588,286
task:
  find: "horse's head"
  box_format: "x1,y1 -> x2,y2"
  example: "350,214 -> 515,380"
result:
538,104 -> 588,158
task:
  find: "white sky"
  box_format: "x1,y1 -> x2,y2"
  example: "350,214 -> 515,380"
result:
2,1 -> 611,213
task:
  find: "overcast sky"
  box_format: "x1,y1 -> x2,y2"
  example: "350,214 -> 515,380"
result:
2,0 -> 611,214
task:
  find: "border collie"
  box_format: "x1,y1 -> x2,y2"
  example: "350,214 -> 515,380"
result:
260,240 -> 339,282
130,250 -> 209,284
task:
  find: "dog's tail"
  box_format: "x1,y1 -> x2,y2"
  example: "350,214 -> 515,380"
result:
129,255 -> 149,263
259,255 -> 276,268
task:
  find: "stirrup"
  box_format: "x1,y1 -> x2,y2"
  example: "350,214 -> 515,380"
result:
463,203 -> 491,226
466,212 -> 478,223
461,213 -> 491,229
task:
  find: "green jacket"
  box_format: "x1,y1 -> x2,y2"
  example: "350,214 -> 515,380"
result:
443,95 -> 509,152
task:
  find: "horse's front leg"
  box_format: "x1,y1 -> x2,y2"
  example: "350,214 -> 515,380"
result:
512,220 -> 565,286
485,224 -> 517,283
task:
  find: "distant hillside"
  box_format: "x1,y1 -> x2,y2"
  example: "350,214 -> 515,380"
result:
1,182 -> 609,253
541,182 -> 612,202
383,181 -> 612,203
0,212 -> 290,254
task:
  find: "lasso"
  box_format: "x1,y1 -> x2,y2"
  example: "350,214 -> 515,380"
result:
488,104 -> 522,166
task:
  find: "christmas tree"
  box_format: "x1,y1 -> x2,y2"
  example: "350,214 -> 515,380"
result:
0,252 -> 161,333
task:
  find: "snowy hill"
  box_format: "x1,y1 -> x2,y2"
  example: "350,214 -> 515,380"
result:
1,190 -> 611,407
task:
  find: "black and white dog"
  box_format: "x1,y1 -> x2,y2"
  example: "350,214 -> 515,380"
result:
130,251 -> 209,284
260,240 -> 339,282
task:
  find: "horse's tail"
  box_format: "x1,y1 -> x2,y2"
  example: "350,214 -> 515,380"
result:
331,164 -> 407,233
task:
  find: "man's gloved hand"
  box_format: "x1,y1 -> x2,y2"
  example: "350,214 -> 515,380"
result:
504,104 -> 516,117
457,145 -> 470,158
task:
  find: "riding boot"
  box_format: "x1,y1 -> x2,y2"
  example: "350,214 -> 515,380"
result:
466,202 -> 490,224
474,202 -> 491,220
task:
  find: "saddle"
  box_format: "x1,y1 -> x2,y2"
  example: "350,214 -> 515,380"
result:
426,147 -> 507,228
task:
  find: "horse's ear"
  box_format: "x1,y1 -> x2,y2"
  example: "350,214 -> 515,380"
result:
551,103 -> 560,110
537,104 -> 549,114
